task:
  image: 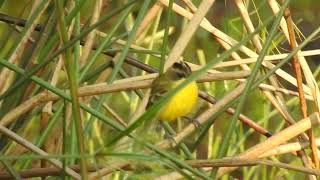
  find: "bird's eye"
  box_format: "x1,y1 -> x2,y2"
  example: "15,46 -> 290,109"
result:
173,62 -> 183,69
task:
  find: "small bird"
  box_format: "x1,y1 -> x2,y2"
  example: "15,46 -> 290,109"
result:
147,61 -> 198,121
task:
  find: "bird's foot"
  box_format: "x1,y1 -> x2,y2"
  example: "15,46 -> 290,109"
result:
182,116 -> 201,129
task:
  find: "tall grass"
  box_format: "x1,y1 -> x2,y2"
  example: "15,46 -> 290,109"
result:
0,0 -> 319,179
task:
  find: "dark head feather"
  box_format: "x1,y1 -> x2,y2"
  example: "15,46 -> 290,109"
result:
169,61 -> 192,80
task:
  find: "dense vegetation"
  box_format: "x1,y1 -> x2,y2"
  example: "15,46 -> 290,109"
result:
0,0 -> 319,179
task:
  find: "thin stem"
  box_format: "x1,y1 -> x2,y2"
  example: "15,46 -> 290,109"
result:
55,0 -> 87,179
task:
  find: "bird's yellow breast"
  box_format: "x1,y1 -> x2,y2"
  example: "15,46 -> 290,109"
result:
158,80 -> 198,121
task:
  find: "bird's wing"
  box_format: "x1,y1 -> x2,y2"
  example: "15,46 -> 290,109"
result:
147,75 -> 172,108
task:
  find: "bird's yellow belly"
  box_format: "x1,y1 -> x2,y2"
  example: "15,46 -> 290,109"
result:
158,80 -> 198,121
